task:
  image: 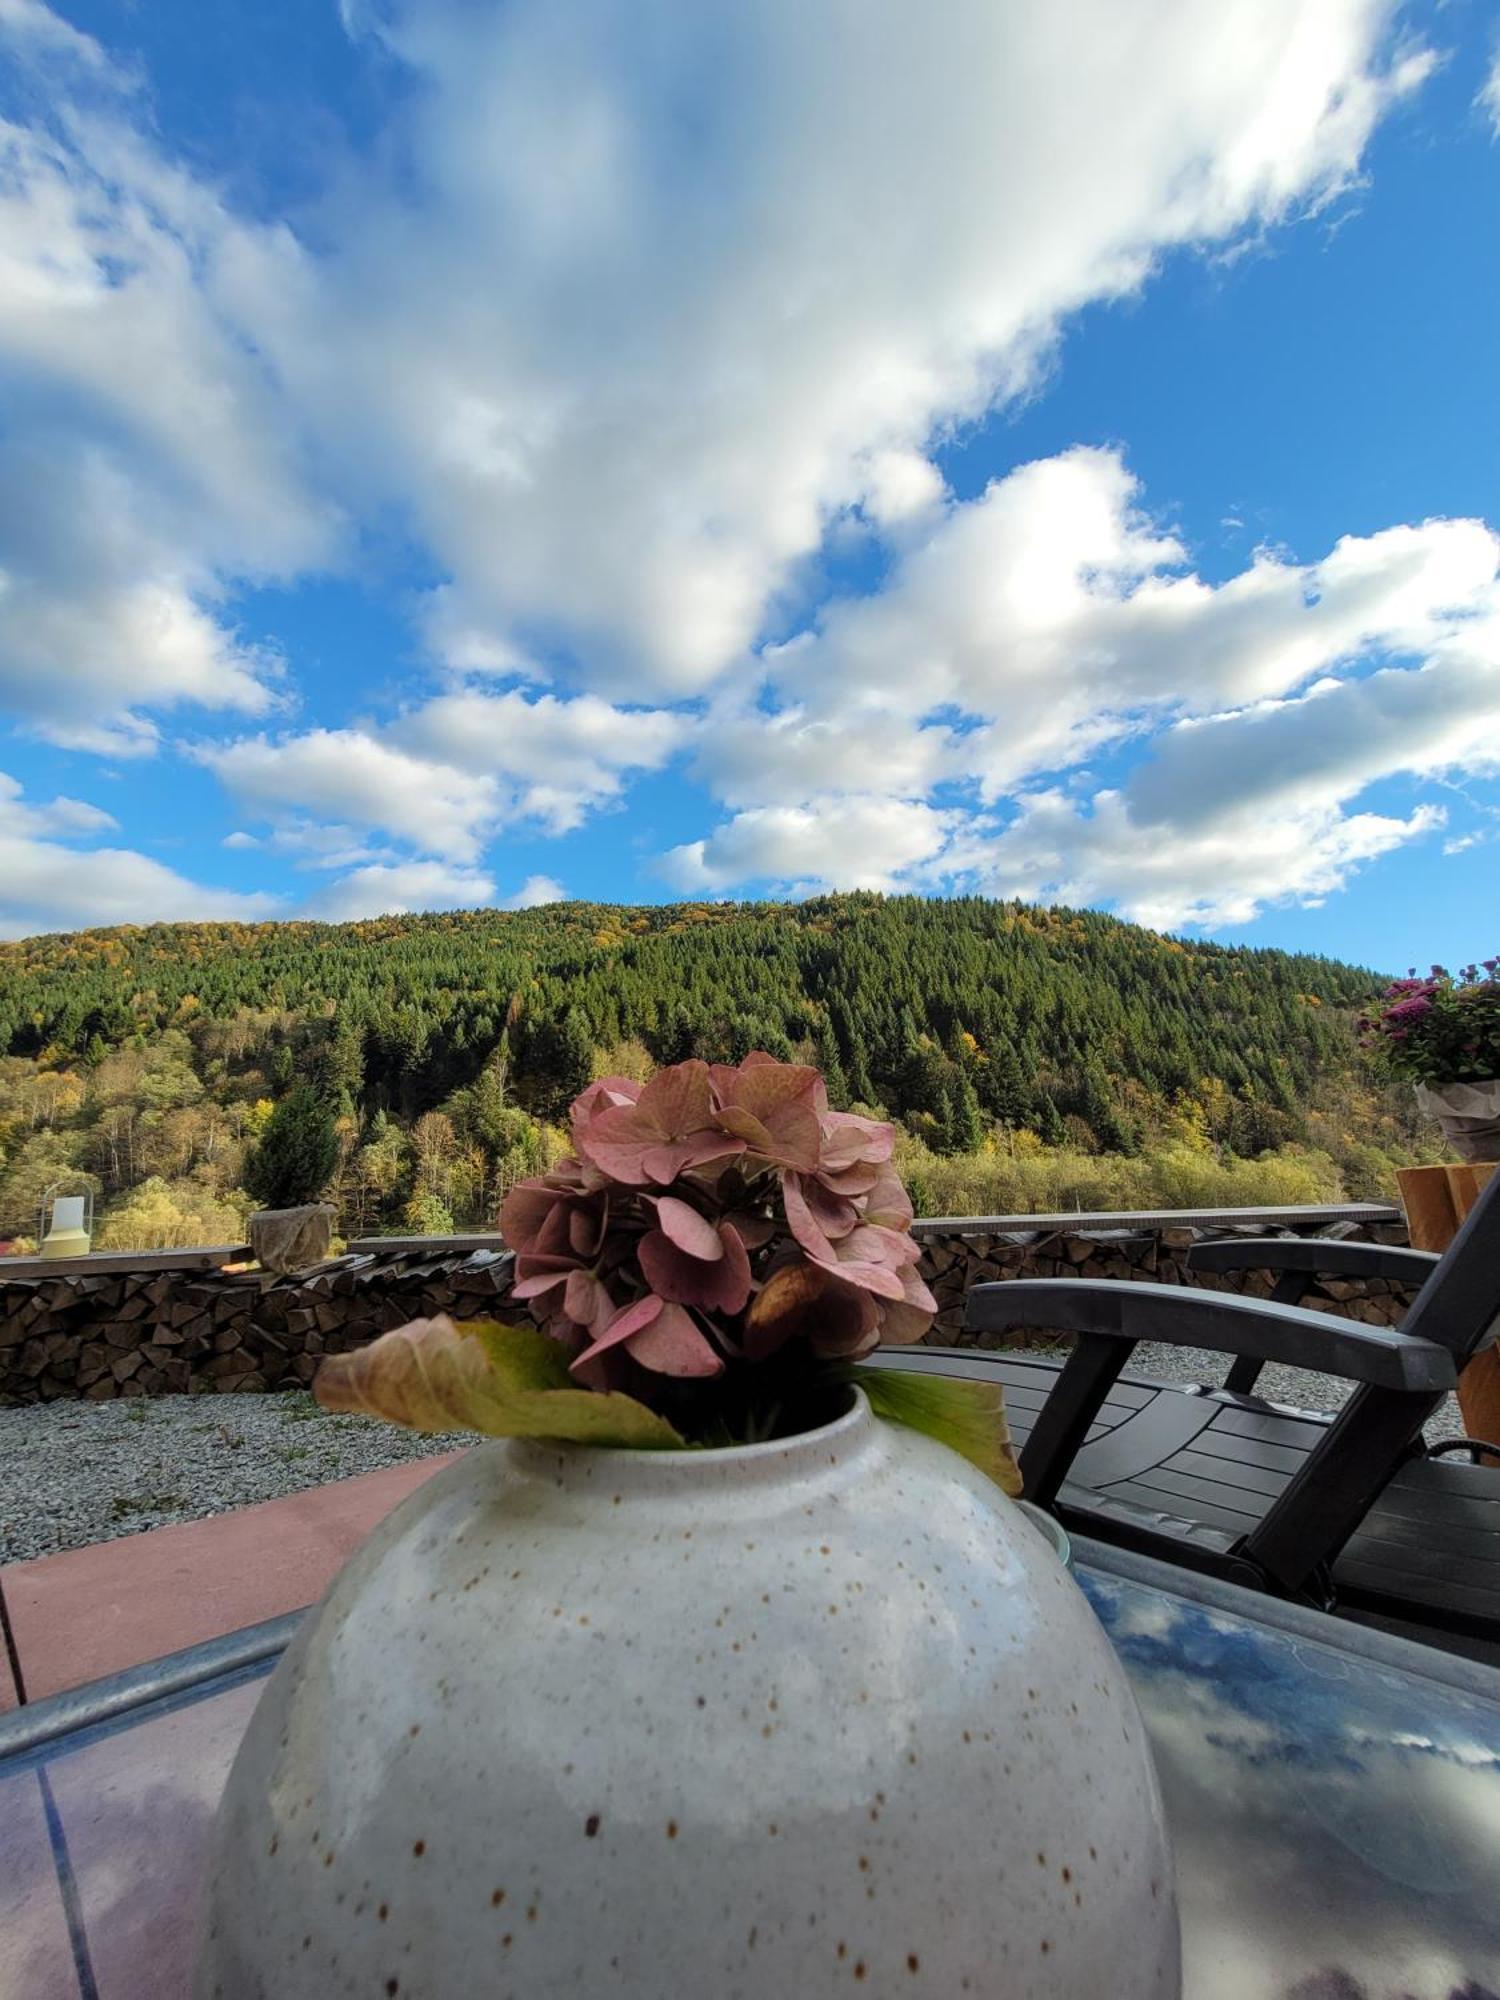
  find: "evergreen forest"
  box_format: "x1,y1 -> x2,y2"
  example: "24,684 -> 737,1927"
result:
0,895 -> 1433,1250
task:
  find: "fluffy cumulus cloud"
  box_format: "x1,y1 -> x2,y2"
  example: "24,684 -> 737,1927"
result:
200,730 -> 498,865
201,688 -> 688,868
969,789 -> 1446,932
505,874 -> 566,910
665,797 -> 962,896
303,859 -> 496,923
0,16 -> 334,755
285,0 -> 1429,697
683,449 -> 1500,921
0,771 -> 279,937
7,0 -> 1499,932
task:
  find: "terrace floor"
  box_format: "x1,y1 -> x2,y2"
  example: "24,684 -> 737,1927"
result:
0,1453 -> 461,1710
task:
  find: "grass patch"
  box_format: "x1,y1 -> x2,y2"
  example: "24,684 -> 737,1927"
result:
110,1492 -> 184,1519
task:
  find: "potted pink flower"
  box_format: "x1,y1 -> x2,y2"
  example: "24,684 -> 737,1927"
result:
198,1058 -> 1179,2000
309,1053 -> 1005,1460
1359,960 -> 1500,1163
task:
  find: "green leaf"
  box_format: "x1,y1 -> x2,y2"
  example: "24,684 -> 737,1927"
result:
852,1365 -> 1022,1496
314,1315 -> 690,1451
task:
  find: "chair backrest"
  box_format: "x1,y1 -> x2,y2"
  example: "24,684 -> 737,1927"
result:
1401,1167 -> 1500,1359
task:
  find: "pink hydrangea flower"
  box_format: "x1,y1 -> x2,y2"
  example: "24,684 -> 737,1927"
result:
497,1053 -> 935,1395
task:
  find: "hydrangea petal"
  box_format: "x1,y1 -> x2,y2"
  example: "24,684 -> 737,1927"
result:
783,1171 -> 836,1262
655,1195 -> 725,1261
713,1062 -> 823,1170
570,1291 -> 665,1374
640,1224 -> 752,1313
511,1268 -> 570,1300
628,1301 -> 724,1377
743,1259 -> 829,1360
499,1181 -> 562,1253
819,1110 -> 895,1172
745,1260 -> 876,1360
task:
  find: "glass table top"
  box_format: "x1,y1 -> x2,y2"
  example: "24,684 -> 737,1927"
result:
3,1542 -> 1498,1999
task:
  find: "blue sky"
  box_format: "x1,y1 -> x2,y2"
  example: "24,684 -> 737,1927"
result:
1,0 -> 1498,971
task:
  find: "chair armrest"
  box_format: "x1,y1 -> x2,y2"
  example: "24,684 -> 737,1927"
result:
965,1279 -> 1456,1392
1187,1238 -> 1438,1286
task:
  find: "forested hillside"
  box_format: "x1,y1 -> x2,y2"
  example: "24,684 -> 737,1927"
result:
0,895 -> 1429,1249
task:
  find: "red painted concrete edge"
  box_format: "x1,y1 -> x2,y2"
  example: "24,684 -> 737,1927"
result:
2,1453 -> 463,1703
0,1578 -> 22,1711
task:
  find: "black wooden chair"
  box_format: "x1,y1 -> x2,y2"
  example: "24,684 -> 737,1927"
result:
870,1171 -> 1500,1642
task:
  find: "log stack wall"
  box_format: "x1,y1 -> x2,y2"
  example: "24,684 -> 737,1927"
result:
0,1205 -> 1410,1405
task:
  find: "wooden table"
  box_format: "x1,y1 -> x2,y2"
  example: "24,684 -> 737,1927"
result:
4,1539 -> 1499,1997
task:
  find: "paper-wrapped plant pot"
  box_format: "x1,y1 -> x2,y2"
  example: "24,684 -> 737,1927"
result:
1415,1080 -> 1500,1164
196,1391 -> 1179,1998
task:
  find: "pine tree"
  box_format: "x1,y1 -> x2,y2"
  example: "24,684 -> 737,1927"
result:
247,1085 -> 339,1209
939,1069 -> 986,1155
521,1008 -> 595,1121
979,1040 -> 1030,1127
323,1019 -> 366,1104
813,1017 -> 849,1107
1035,1093 -> 1067,1147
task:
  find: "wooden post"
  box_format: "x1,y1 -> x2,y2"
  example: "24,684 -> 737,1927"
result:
1398,1163 -> 1499,1461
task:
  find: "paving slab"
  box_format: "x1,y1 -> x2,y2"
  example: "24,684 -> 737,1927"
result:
0,1766 -> 82,1998
45,1675 -> 264,2000
2,1453 -> 462,1702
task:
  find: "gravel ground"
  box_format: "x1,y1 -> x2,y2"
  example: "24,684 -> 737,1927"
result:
0,1392 -> 469,1565
0,1353 -> 1467,1566
1127,1343 -> 1466,1444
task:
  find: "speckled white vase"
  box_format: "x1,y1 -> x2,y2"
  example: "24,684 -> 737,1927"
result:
196,1391 -> 1179,1998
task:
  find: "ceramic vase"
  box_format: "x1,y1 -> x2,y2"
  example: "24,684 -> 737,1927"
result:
196,1391 -> 1180,1997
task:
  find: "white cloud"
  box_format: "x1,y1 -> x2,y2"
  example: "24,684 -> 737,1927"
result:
203,688 -> 688,862
267,0 -> 1429,697
0,14 -> 335,752
261,821 -> 385,870
1124,634 -> 1500,833
0,771 -> 279,937
3,0 -> 1481,936
200,730 -> 495,863
0,455 -> 286,754
756,449 -> 1500,791
971,633 -> 1494,924
398,690 -> 690,831
694,701 -> 955,811
677,450 -> 1500,920
955,623 -> 1500,927
1479,46 -> 1500,135
967,789 -> 1445,931
33,793 -> 118,835
505,874 -> 565,909
0,0 -> 110,71
664,797 -> 960,895
221,830 -> 261,850
303,858 -> 495,922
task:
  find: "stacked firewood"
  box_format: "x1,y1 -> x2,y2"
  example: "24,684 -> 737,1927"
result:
0,1222 -> 1417,1404
916,1222 -> 1416,1346
0,1248 -> 514,1404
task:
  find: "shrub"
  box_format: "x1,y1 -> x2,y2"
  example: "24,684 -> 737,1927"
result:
1358,960 -> 1500,1085
246,1085 -> 339,1209
96,1177 -> 252,1251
